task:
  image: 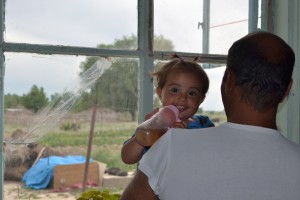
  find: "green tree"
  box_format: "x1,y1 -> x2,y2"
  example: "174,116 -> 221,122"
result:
72,91 -> 93,112
154,34 -> 174,50
95,59 -> 138,120
23,85 -> 48,113
78,34 -> 174,120
4,93 -> 23,109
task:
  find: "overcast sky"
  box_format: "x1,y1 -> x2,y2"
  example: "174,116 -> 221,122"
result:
3,0 -> 249,111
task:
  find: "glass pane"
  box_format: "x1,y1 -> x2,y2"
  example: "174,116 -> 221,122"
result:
4,54 -> 138,195
154,0 -> 203,53
154,0 -> 249,54
210,0 -> 249,54
5,0 -> 137,49
5,53 -> 82,95
202,65 -> 226,112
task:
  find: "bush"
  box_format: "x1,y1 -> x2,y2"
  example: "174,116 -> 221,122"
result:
59,122 -> 81,131
77,189 -> 121,200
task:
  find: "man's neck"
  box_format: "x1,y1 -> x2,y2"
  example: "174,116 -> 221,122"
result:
227,104 -> 277,130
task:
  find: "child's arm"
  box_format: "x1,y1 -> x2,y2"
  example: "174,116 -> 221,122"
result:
121,107 -> 162,164
121,136 -> 145,164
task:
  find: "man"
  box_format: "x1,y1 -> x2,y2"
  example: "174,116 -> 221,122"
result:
121,31 -> 300,200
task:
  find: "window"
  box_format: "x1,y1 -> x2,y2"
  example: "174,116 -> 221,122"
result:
1,0 -> 265,196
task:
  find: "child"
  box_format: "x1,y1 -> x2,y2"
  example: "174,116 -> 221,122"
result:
121,55 -> 214,164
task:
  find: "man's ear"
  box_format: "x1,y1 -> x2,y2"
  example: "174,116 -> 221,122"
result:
280,79 -> 293,102
224,69 -> 236,93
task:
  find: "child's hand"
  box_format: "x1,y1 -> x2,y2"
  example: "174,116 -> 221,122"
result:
172,121 -> 188,129
144,107 -> 159,121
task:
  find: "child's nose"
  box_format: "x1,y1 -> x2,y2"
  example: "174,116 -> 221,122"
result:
177,92 -> 187,101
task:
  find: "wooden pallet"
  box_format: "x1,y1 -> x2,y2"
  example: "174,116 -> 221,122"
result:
53,161 -> 106,189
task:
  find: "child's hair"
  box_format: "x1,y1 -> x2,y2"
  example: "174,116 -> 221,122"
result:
151,55 -> 209,96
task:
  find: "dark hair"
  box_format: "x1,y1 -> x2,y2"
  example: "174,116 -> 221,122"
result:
226,32 -> 295,111
151,55 -> 209,96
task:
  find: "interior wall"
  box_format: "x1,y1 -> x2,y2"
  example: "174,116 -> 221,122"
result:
273,0 -> 300,144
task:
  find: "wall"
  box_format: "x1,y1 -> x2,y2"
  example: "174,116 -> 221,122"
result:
274,0 -> 300,144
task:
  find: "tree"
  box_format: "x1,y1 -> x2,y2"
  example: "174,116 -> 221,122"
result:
72,91 -> 93,112
154,34 -> 174,51
94,59 -> 138,120
4,93 -> 23,109
78,34 -> 174,121
23,85 -> 48,113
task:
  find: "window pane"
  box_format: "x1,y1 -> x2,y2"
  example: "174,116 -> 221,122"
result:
5,53 -> 82,95
4,54 -> 138,192
154,0 -> 203,53
5,0 -> 137,49
210,0 -> 249,54
154,0 -> 249,54
202,65 -> 226,112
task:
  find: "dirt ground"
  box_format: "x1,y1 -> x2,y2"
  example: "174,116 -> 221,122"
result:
4,181 -> 80,200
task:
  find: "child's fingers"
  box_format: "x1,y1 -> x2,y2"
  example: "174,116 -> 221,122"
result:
172,121 -> 188,129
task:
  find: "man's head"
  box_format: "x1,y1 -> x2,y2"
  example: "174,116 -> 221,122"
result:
222,31 -> 295,113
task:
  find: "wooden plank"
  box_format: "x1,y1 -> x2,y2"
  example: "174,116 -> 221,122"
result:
53,162 -> 102,189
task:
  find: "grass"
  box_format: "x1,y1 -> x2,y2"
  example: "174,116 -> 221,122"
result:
38,121 -> 138,172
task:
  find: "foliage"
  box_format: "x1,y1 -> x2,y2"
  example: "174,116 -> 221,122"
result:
93,59 -> 138,120
22,85 -> 48,113
59,122 -> 81,131
98,34 -> 137,50
4,93 -> 23,109
72,91 -> 94,112
77,189 -> 121,200
154,34 -> 175,50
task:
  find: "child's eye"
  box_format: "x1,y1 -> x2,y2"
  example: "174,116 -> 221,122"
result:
169,87 -> 180,94
188,90 -> 200,96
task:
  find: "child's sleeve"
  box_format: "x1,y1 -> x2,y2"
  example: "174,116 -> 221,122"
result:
188,115 -> 215,128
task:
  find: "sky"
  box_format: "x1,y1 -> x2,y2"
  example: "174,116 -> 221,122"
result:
3,0 -> 249,111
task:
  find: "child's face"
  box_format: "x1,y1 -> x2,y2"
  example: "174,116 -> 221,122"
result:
156,71 -> 205,122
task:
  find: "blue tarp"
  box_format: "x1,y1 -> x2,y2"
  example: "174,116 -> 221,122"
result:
22,155 -> 92,189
